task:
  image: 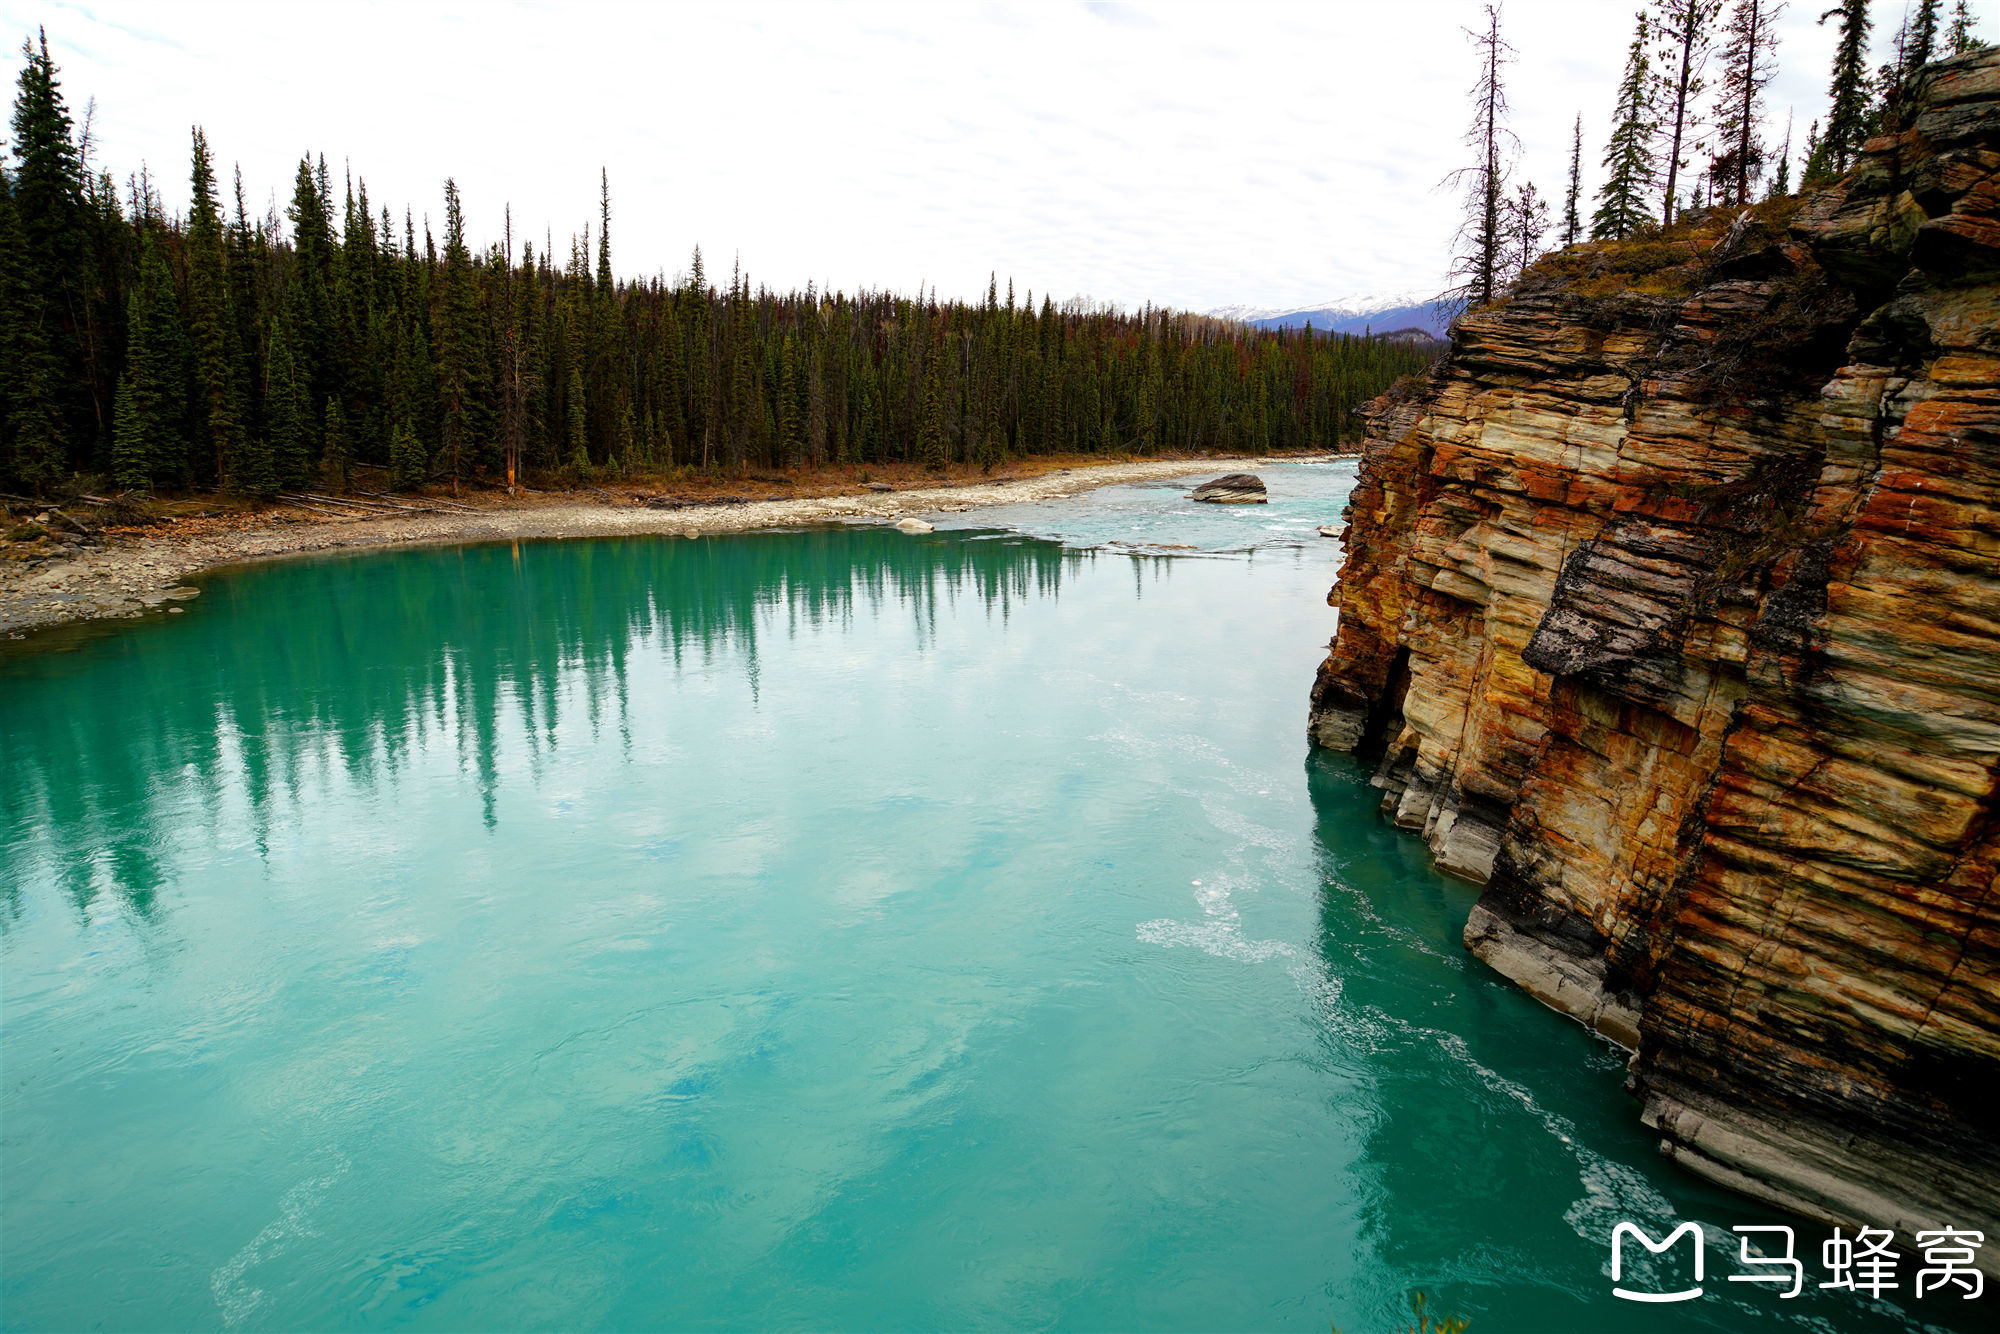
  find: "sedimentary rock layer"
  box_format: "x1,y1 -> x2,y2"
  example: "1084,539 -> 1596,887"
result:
1309,50 -> 2000,1270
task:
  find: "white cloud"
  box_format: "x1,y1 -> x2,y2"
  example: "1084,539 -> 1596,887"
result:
0,1 -> 1954,311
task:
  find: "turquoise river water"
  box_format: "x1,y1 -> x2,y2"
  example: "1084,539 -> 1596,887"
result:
1,464 -> 1983,1332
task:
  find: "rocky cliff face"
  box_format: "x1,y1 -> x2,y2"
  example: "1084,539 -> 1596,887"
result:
1309,50 -> 2000,1269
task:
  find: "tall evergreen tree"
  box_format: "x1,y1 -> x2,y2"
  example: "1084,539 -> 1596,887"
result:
1948,0 -> 1988,53
1595,12 -> 1659,239
0,154 -> 68,488
1504,180 -> 1549,281
266,320 -> 308,491
776,334 -> 801,468
1804,0 -> 1874,183
10,29 -> 98,464
1653,0 -> 1723,223
1711,0 -> 1784,205
1443,4 -> 1517,312
389,418 -> 425,491
1767,111 -> 1794,196
918,335 -> 948,471
111,229 -> 190,488
1560,114 -> 1584,247
566,363 -> 589,473
435,178 -> 480,491
1905,0 -> 1944,69
185,128 -> 244,488
284,156 -> 335,426
321,395 -> 350,490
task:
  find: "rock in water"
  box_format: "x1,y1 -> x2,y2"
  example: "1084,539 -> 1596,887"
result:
864,481 -> 895,492
894,518 -> 934,533
1187,473 -> 1267,504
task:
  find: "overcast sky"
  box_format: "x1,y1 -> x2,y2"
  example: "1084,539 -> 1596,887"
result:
0,1 -> 1967,312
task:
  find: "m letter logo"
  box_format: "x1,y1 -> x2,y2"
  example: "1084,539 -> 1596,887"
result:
1611,1221 -> 1706,1303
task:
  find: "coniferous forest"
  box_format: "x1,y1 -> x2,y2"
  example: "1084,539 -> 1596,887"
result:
0,33 -> 1435,499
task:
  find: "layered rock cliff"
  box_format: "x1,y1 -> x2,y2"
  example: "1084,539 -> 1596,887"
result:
1310,50 -> 2000,1269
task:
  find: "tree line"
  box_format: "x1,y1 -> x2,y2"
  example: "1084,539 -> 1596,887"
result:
1448,0 -> 1990,309
0,33 -> 1436,499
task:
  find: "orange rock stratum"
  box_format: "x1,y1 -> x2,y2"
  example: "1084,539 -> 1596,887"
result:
1309,50 -> 2000,1271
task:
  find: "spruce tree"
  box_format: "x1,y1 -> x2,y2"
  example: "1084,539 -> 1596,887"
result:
1948,0 -> 1988,53
776,334 -> 800,468
1711,0 -> 1783,206
808,340 -> 827,469
390,419 -> 425,491
10,29 -> 96,467
1652,0 -> 1723,224
1905,0 -> 1943,69
1767,112 -> 1794,196
1805,0 -> 1873,183
918,337 -> 948,471
186,128 -> 245,488
435,179 -> 480,491
1561,115 -> 1584,247
225,168 -> 266,470
285,156 -> 335,422
1443,4 -> 1516,311
111,230 -> 189,489
0,156 -> 67,489
265,322 -> 307,493
1595,12 -> 1658,239
1504,181 -> 1550,282
566,364 -> 590,474
321,396 -> 351,490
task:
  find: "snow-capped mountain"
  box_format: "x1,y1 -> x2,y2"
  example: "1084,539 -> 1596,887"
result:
1208,292 -> 1449,339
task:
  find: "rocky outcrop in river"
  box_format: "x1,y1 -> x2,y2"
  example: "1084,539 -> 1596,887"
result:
1308,50 -> 2000,1270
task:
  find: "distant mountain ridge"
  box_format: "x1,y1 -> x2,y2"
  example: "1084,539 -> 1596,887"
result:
1208,293 -> 1450,339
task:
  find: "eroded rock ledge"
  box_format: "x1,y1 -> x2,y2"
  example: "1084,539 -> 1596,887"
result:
1309,49 -> 2000,1270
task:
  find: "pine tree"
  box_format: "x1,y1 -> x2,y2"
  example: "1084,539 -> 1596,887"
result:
1906,0 -> 1944,68
1653,0 -> 1723,224
1710,0 -> 1783,206
1948,0 -> 1988,53
776,334 -> 801,468
1804,0 -> 1874,183
1561,115 -> 1585,247
266,322 -> 307,492
1595,12 -> 1659,239
1767,112 -> 1794,196
185,128 -> 245,488
0,156 -> 68,489
10,29 -> 97,467
285,156 -> 335,423
225,168 -> 266,473
1504,181 -> 1550,282
112,229 -> 189,488
389,419 -> 425,491
566,364 -> 590,474
1443,4 -> 1517,312
320,396 -> 351,490
918,336 -> 948,471
435,178 -> 480,491
807,339 -> 827,469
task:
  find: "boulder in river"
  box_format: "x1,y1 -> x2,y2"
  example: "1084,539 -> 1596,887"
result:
1187,473 -> 1267,504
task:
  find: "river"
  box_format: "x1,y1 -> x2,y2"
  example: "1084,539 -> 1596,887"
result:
0,463 -> 1974,1331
